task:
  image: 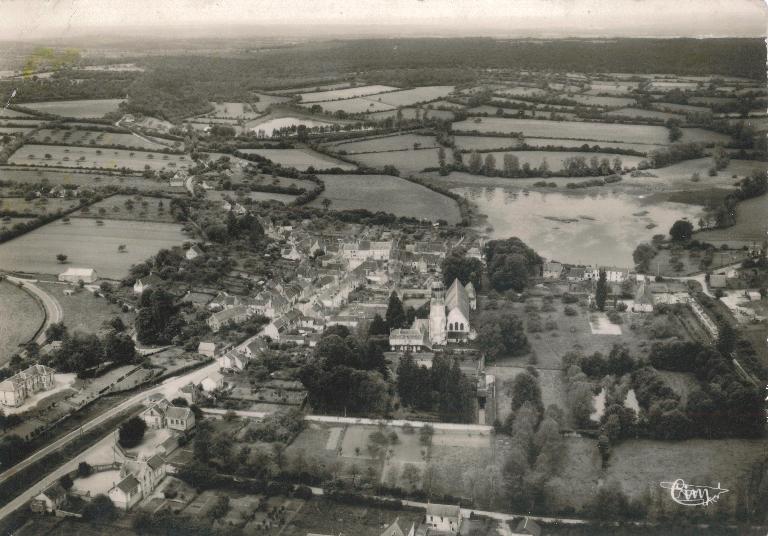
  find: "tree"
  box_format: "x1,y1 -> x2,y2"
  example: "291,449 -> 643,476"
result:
368,314 -> 388,336
385,291 -> 406,330
468,150 -> 482,174
477,313 -> 529,361
56,253 -> 68,264
321,198 -> 332,211
438,147 -> 448,175
595,269 -> 608,311
83,494 -> 116,522
597,434 -> 611,468
632,243 -> 657,273
77,461 -> 93,478
503,154 -> 520,177
103,331 -> 136,365
118,416 -> 147,448
484,237 -> 542,292
484,153 -> 496,176
511,372 -> 543,414
716,322 -> 737,355
669,219 -> 694,242
441,250 -> 483,290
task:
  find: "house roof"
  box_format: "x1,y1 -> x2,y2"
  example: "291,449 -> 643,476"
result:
445,278 -> 470,320
115,474 -> 140,495
42,482 -> 68,501
146,454 -> 165,471
166,406 -> 193,421
380,517 -> 409,536
426,503 -> 460,518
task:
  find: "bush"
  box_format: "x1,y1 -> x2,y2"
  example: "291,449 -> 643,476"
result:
607,311 -> 623,324
118,416 -> 147,448
616,302 -> 628,312
294,485 -> 313,500
562,293 -> 579,304
563,305 -> 577,316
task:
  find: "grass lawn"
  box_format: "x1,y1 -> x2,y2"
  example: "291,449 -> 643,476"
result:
427,428 -> 494,498
310,173 -> 461,223
36,281 -> 130,334
0,279 -> 44,363
18,99 -> 124,118
0,217 -> 188,279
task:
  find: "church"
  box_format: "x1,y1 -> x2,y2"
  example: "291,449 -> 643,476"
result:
428,279 -> 476,345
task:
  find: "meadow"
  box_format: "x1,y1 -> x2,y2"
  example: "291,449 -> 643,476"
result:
346,147 -> 450,175
522,137 -> 665,153
697,192 -> 768,243
237,148 -> 355,171
37,281 -> 131,335
298,84 -> 398,102
206,189 -> 297,205
453,135 -> 521,151
0,126 -> 35,134
652,102 -> 712,114
328,133 -> 439,154
0,217 -> 187,279
586,81 -> 640,94
9,144 -> 191,171
311,173 -> 461,223
566,94 -> 636,107
18,99 -> 124,118
30,128 -> 171,151
453,117 -> 672,143
0,196 -> 79,215
71,194 -> 179,223
497,87 -> 548,98
605,108 -> 683,121
372,86 -> 454,107
0,108 -> 37,119
0,279 -> 44,364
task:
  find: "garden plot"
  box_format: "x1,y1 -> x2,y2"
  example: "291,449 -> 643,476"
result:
586,81 -> 640,94
0,217 -> 187,279
71,194 -> 180,223
237,148 -> 355,171
329,133 -> 439,154
9,144 -> 191,171
19,99 -> 124,118
311,174 -> 461,223
299,84 -> 398,103
453,117 -> 671,144
0,196 -> 79,215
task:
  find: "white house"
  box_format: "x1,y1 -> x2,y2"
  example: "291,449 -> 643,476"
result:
58,267 -> 97,283
425,503 -> 462,533
165,406 -> 195,432
133,273 -> 163,294
543,262 -> 563,279
197,341 -> 217,358
218,349 -> 251,371
200,372 -> 224,393
31,482 -> 68,513
108,474 -> 142,510
185,244 -> 204,260
0,364 -> 55,407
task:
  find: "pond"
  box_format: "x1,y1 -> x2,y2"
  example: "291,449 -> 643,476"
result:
455,187 -> 703,267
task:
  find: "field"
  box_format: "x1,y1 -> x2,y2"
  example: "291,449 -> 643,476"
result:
497,87 -> 548,97
30,128 -> 171,151
566,94 -> 636,107
37,281 -> 131,334
310,173 -> 461,223
0,217 -> 187,279
587,81 -> 640,94
0,167 -> 166,191
679,127 -> 731,144
373,86 -> 454,107
0,126 -> 35,134
18,99 -> 124,118
453,135 -> 521,151
652,102 -> 712,114
246,116 -> 333,134
8,144 -> 190,171
0,279 -> 44,363
472,150 -> 645,172
328,133 -> 439,154
453,117 -> 672,144
237,148 -> 355,171
250,92 -> 292,111
0,108 -> 36,119
70,194 -> 179,222
605,107 -> 683,121
346,148 -> 450,175
0,196 -> 79,215
206,189 -> 297,205
299,84 -> 398,102
697,192 -> 768,243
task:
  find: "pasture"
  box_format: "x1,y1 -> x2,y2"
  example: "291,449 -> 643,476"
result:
305,97 -> 395,114
71,194 -> 179,223
0,217 -> 187,279
299,84 -> 398,103
346,147 -> 449,175
679,127 -> 731,144
697,192 -> 768,243
453,135 -> 521,151
454,117 -> 671,144
373,86 -> 454,107
653,102 -> 711,114
605,108 -> 683,121
586,81 -> 640,94
329,133 -> 439,154
18,99 -> 124,118
237,148 -> 355,171
30,128 -> 171,151
8,144 -> 190,171
0,279 -> 44,364
522,137 -> 665,153
0,196 -> 79,215
0,108 -> 36,119
206,189 -> 297,205
311,173 -> 461,223
0,126 -> 35,134
566,94 -> 636,107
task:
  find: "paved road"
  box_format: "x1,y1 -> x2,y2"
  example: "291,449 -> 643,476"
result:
6,276 -> 62,345
0,359 -> 219,520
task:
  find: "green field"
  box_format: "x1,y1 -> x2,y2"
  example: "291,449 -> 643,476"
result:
299,84 -> 398,103
18,99 -> 124,118
328,133 -> 439,154
207,189 -> 297,205
0,279 -> 44,363
9,144 -> 190,171
366,107 -> 455,121
346,148 -> 451,175
453,135 -> 521,151
237,148 -> 356,171
71,194 -> 179,223
373,86 -> 454,107
0,167 -> 166,191
37,281 -> 131,335
203,102 -> 261,119
0,217 -> 187,279
311,173 -> 461,223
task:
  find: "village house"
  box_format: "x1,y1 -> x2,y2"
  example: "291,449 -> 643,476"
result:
108,474 -> 142,510
197,341 -> 217,357
166,406 -> 195,432
0,364 -> 55,407
30,482 -> 68,513
389,328 -> 431,352
589,266 -> 631,282
207,305 -> 253,332
58,267 -> 97,284
218,348 -> 251,371
631,281 -> 654,313
176,382 -> 204,405
542,262 -> 563,279
185,244 -> 204,260
133,273 -> 163,294
425,503 -> 463,533
566,266 -> 586,281
379,517 -> 416,536
263,309 -> 303,341
200,372 -> 224,392
141,398 -> 171,429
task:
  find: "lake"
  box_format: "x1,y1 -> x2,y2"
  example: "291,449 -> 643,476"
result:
455,187 -> 703,267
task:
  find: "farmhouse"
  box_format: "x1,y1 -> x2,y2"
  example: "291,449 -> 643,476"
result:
30,482 -> 68,513
133,273 -> 163,294
166,406 -> 195,432
425,503 -> 462,533
0,364 -> 55,407
109,474 -> 142,510
58,267 -> 97,283
543,262 -> 563,279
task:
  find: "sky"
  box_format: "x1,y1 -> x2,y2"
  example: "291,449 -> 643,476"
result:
1,0 -> 766,41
